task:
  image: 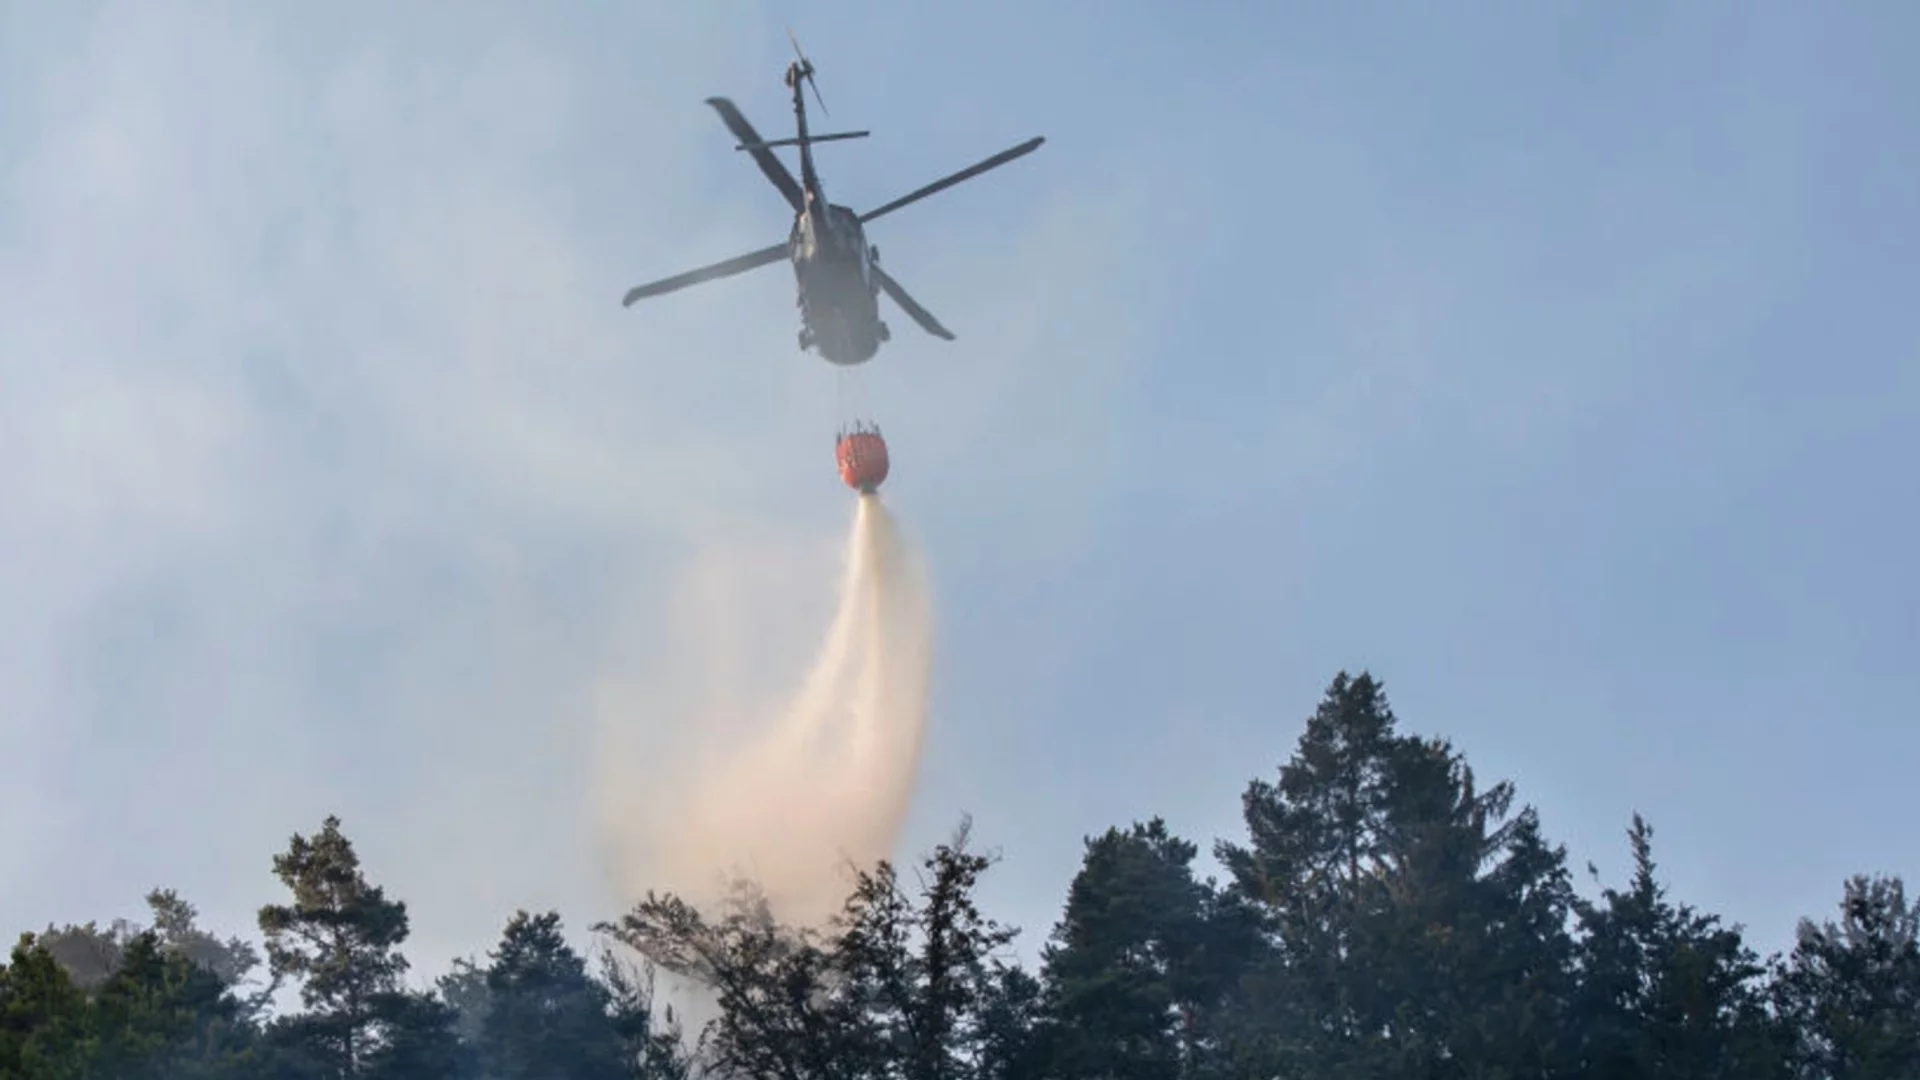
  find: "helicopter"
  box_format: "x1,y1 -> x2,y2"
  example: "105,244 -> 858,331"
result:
621,32 -> 1045,367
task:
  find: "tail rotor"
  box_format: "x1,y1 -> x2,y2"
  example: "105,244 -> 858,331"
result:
787,27 -> 830,115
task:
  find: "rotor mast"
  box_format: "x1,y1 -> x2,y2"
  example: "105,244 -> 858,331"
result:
786,59 -> 824,210
783,27 -> 833,231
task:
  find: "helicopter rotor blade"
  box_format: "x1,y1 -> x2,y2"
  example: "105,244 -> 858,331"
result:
704,97 -> 805,213
872,267 -> 954,340
859,136 -> 1046,224
623,242 -> 788,306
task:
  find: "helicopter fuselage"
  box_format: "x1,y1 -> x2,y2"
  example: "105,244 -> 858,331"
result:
617,38 -> 1043,360
789,199 -> 887,366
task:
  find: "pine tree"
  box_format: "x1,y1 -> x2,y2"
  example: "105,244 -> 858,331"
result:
83,930 -> 259,1078
1215,671 -> 1583,1078
474,910 -> 632,1079
1774,874 -> 1920,1079
0,933 -> 93,1078
1355,735 -> 1580,1076
1041,818 -> 1258,1080
361,990 -> 475,1080
1572,814 -> 1785,1080
256,814 -> 417,1077
974,964 -> 1049,1080
0,929 -> 264,1079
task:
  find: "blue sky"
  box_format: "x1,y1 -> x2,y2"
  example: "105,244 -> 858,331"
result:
1,0 -> 1914,980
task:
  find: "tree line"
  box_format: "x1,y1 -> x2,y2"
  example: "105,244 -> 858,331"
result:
2,671 -> 1913,1078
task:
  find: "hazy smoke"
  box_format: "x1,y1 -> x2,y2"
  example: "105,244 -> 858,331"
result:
595,494 -> 933,926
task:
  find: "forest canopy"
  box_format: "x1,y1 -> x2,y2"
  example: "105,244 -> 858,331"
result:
2,671 -> 1913,1079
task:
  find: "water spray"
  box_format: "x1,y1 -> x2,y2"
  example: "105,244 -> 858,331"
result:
597,430 -> 930,928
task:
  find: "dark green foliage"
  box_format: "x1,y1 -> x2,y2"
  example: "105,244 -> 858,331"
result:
1571,814 -> 1785,1080
974,964 -> 1049,1080
92,930 -> 264,1078
0,929 -> 261,1078
1,668 -> 1909,1079
1214,672 -> 1586,1078
362,990 -> 476,1080
471,909 -> 632,1079
1041,818 -> 1258,1080
600,879 -> 856,1080
1774,874 -> 1920,1079
600,817 -> 1023,1080
834,818 -> 1022,1080
257,814 -> 417,1076
436,956 -> 492,1048
598,949 -> 695,1080
0,934 -> 92,1078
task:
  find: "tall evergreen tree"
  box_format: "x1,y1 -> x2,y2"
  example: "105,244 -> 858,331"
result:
81,929 -> 260,1079
1774,874 -> 1920,1079
436,956 -> 493,1048
974,964 -> 1050,1080
1215,672 -> 1583,1078
360,990 -> 475,1080
1572,814 -> 1785,1080
474,909 -> 632,1079
256,814 -> 419,1078
1355,734 -> 1580,1076
1214,671 -> 1407,1077
0,933 -> 93,1078
1041,818 -> 1259,1080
